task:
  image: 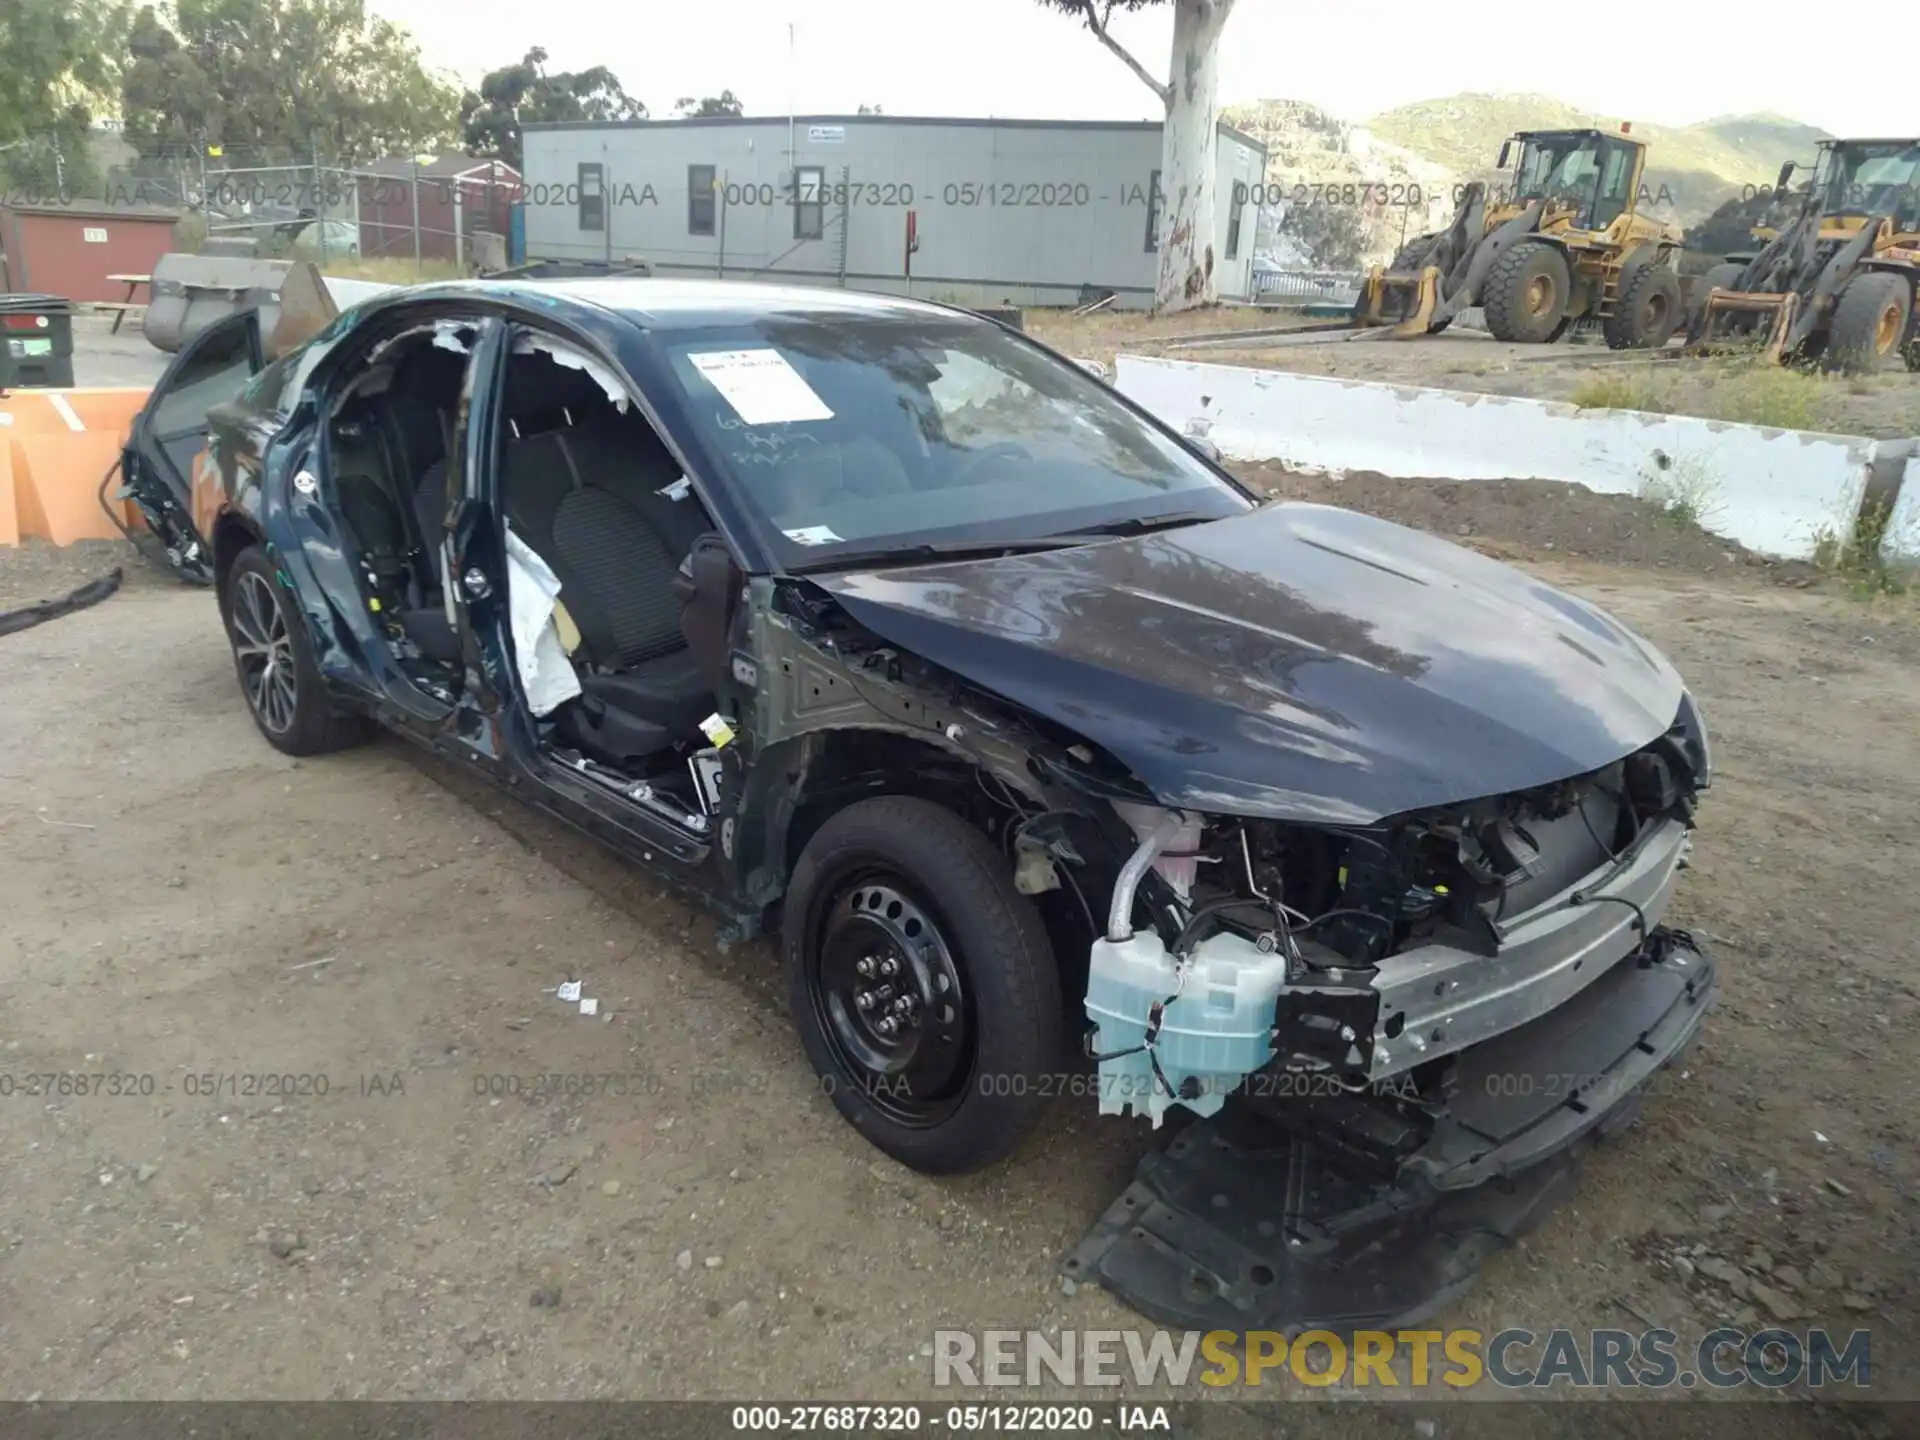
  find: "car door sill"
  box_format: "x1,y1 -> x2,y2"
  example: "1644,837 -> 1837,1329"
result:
541,746 -> 714,847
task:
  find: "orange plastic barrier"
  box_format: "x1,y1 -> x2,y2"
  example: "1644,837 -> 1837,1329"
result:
0,387 -> 151,546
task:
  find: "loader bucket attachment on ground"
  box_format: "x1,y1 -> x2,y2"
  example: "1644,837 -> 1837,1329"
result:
142,254 -> 338,361
1690,288 -> 1798,365
1353,266 -> 1441,337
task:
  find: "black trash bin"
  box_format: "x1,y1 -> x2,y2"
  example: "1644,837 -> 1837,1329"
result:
0,293 -> 77,388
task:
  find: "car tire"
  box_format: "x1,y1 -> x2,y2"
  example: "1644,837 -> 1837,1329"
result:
220,545 -> 371,756
783,796 -> 1063,1175
1481,239 -> 1571,344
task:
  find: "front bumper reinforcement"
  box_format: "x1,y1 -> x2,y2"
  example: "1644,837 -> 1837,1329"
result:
1064,927 -> 1716,1332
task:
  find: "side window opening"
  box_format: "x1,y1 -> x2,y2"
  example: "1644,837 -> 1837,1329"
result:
1592,141 -> 1635,227
493,332 -> 722,790
325,322 -> 478,638
153,323 -> 257,436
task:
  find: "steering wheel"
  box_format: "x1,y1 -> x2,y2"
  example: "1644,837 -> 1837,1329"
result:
950,441 -> 1034,487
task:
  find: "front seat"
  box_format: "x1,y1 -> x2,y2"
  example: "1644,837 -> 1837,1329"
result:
500,430 -> 711,762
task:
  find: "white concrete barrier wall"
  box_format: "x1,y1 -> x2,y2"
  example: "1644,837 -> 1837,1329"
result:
1115,354 -> 1911,564
1883,453 -> 1920,564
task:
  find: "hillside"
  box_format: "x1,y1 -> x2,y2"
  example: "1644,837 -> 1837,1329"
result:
1365,94 -> 1829,228
1222,93 -> 1830,266
1222,99 -> 1457,267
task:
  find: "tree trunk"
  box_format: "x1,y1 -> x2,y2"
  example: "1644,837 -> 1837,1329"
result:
1153,0 -> 1234,313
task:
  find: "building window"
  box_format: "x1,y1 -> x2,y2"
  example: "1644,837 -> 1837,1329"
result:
793,166 -> 825,241
1144,169 -> 1162,252
579,163 -> 605,232
1226,193 -> 1242,259
688,164 -> 716,236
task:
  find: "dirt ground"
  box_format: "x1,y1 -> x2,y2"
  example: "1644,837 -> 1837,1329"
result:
2,475 -> 1917,1429
1026,310 -> 1920,441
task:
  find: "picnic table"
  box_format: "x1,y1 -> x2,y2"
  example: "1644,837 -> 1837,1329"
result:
102,273 -> 151,335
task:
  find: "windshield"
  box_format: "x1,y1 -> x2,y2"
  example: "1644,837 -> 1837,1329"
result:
655,314 -> 1251,568
1821,141 -> 1920,225
1514,135 -> 1603,208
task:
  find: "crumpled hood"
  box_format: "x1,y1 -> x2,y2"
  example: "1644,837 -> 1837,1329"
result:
818,502 -> 1684,824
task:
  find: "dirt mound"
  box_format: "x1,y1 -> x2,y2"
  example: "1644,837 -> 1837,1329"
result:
1234,462 -> 1826,583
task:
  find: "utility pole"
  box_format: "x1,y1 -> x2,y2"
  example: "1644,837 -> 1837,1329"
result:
311,131 -> 329,266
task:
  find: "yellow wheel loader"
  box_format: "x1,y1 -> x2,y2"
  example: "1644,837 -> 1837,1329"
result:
1355,128 -> 1685,348
1688,138 -> 1920,373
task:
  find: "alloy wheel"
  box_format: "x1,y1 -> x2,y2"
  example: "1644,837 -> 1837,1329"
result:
231,569 -> 299,735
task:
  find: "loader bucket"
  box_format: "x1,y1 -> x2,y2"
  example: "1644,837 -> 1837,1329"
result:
1353,265 -> 1441,337
1689,288 -> 1798,365
142,254 -> 339,361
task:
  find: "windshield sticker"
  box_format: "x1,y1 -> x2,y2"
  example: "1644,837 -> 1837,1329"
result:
689,349 -> 834,425
781,525 -> 843,547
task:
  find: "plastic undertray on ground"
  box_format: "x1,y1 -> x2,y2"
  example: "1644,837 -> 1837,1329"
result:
1065,928 -> 1717,1333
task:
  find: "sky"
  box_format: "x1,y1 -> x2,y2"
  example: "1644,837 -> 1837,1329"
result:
372,0 -> 1902,137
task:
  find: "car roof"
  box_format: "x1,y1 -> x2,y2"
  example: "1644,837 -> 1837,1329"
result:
410,277 -> 980,333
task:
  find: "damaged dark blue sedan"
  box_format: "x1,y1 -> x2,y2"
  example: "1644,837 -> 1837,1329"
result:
122,277 -> 1716,1332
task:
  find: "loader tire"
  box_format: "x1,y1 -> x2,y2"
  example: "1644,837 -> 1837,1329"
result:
1481,239 -> 1571,344
1387,236 -> 1439,272
1826,272 -> 1912,374
1691,261 -> 1754,340
1605,264 -> 1683,350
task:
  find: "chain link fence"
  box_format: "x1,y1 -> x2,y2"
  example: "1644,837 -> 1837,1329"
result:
3,134 -> 520,279
1249,268 -> 1365,307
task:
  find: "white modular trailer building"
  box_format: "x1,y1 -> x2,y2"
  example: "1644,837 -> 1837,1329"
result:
520,114 -> 1268,309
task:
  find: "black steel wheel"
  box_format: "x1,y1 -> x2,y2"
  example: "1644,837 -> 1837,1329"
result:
220,545 -> 370,756
784,796 -> 1063,1174
809,877 -> 975,1129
